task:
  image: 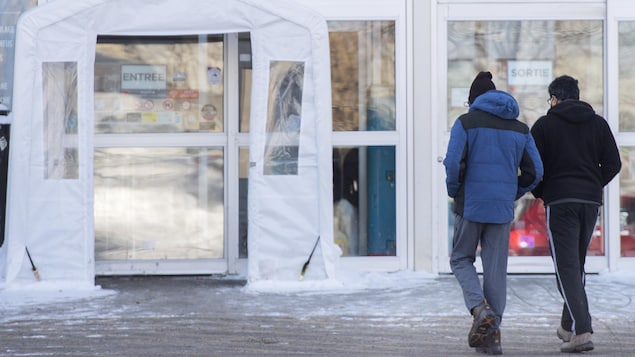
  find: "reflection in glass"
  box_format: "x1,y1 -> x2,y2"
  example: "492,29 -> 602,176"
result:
618,147 -> 635,257
619,22 -> 635,257
447,20 -> 603,130
94,35 -> 224,134
619,22 -> 635,132
448,196 -> 605,257
236,24 -> 398,255
328,21 -> 396,131
510,197 -> 604,256
94,147 -> 224,260
264,61 -> 304,175
239,147 -> 249,258
446,20 -> 604,258
42,61 -> 79,179
239,32 -> 252,133
333,146 -> 396,256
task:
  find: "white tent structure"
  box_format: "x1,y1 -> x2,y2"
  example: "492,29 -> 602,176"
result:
0,0 -> 338,288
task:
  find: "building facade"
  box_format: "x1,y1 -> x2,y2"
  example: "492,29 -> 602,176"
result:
2,0 -> 634,278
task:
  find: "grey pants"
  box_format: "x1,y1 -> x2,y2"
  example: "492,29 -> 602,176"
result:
450,214 -> 510,327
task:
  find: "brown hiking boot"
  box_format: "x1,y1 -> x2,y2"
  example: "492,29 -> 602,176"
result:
475,327 -> 502,355
468,301 -> 497,348
560,332 -> 594,353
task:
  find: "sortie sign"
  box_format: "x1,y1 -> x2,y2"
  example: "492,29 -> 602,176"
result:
507,60 -> 552,86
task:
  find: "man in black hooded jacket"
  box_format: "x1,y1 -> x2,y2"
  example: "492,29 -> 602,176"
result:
531,75 -> 621,353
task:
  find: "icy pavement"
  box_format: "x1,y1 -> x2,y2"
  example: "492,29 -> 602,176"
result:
0,271 -> 634,356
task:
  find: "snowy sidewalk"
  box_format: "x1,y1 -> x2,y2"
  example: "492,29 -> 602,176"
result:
1,272 -> 634,356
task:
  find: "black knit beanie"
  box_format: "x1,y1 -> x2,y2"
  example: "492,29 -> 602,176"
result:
468,71 -> 496,104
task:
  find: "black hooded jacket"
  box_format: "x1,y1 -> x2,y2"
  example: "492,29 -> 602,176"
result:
530,100 -> 621,205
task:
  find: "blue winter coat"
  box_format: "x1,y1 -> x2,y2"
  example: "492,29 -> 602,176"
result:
443,90 -> 543,224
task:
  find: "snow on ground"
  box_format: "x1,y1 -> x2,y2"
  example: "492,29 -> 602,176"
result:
0,280 -> 115,309
0,269 -> 634,323
244,269 -> 437,294
0,270 -> 438,315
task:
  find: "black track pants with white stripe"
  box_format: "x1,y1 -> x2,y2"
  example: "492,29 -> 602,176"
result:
546,202 -> 599,335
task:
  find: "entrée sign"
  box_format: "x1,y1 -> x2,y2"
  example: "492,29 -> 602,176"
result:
121,64 -> 167,91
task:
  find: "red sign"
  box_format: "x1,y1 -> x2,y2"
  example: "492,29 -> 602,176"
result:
168,89 -> 199,99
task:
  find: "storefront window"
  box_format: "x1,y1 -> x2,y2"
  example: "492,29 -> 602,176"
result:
239,147 -> 249,258
237,33 -> 251,258
328,20 -> 397,257
94,35 -> 224,134
0,0 -> 37,111
618,147 -> 635,257
94,147 -> 224,260
334,146 -> 396,256
447,20 -> 604,257
618,22 -> 635,257
619,22 -> 635,132
447,20 -> 603,129
237,21 -> 398,258
329,21 -> 395,132
239,32 -> 252,133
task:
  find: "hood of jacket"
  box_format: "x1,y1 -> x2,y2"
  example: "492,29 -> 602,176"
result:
468,89 -> 519,120
546,99 -> 596,124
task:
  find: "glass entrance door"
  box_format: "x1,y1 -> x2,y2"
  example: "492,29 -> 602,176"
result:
608,0 -> 635,272
437,2 -> 609,273
93,35 -> 228,274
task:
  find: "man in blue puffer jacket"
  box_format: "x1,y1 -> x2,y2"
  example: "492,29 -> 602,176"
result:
443,71 -> 543,355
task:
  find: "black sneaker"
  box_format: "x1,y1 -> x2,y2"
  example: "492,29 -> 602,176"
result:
475,328 -> 502,355
468,301 -> 497,348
